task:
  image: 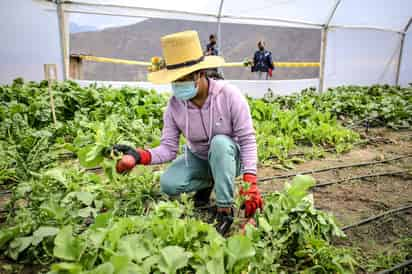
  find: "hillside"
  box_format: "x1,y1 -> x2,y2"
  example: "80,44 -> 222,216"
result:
70,18 -> 321,81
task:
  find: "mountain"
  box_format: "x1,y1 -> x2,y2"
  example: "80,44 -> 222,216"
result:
70,22 -> 98,33
70,18 -> 321,81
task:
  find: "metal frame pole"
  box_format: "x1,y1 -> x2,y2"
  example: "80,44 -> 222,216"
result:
318,0 -> 341,92
217,0 -> 225,56
57,0 -> 69,80
329,24 -> 404,35
318,27 -> 328,92
395,17 -> 412,85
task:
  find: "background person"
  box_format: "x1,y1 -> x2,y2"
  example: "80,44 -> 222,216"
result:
251,40 -> 274,80
205,34 -> 219,56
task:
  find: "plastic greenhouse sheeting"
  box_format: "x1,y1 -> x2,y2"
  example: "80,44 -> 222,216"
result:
399,26 -> 412,87
64,0 -> 411,30
67,0 -> 222,15
0,0 -> 64,83
329,0 -> 412,32
0,0 -> 410,88
324,28 -> 401,88
59,0 -> 411,88
221,0 -> 333,26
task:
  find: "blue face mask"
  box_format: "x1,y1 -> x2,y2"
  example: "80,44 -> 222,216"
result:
172,81 -> 197,101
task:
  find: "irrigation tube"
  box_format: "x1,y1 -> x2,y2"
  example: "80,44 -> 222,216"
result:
376,259 -> 412,274
259,154 -> 412,182
341,204 -> 412,231
312,170 -> 410,188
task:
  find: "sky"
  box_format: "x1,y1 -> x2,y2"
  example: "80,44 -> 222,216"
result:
69,13 -> 146,31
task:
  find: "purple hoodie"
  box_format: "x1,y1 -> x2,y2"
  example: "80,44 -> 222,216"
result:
148,79 -> 257,175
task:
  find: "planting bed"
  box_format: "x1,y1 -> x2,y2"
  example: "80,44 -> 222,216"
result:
1,80 -> 411,273
259,128 -> 412,273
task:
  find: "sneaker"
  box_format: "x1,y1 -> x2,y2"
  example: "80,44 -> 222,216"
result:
215,208 -> 234,236
194,186 -> 213,208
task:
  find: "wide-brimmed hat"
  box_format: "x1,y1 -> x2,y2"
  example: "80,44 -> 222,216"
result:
147,30 -> 225,84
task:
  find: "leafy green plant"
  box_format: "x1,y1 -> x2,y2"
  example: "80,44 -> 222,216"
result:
249,97 -> 360,164
3,79 -> 410,273
244,175 -> 356,273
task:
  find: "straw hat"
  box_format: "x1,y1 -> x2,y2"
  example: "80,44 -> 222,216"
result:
148,30 -> 225,84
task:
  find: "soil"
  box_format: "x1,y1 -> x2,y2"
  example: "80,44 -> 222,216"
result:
258,128 -> 412,273
1,128 -> 411,273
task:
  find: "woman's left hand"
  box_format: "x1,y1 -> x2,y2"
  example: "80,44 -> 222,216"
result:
239,174 -> 263,218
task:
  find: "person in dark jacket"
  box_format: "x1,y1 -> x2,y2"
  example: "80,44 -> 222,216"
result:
206,34 -> 219,56
251,41 -> 274,80
205,34 -> 223,79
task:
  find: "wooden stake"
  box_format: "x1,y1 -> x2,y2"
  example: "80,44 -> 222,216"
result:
44,64 -> 58,126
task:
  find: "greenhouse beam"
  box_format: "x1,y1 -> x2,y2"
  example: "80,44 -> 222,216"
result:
318,0 -> 342,93
395,17 -> 412,85
329,25 -> 404,35
59,0 -> 218,21
220,14 -> 322,28
57,0 -> 69,80
217,0 -> 225,57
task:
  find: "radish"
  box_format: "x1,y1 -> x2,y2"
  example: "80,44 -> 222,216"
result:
116,155 -> 136,173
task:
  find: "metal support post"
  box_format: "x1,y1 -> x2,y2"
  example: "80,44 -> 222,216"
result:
217,0 -> 225,56
395,17 -> 412,85
57,0 -> 69,80
318,27 -> 328,92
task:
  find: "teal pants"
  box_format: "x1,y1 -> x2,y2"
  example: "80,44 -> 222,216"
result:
160,135 -> 241,207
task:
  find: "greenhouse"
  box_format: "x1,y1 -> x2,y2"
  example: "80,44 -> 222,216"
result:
0,0 -> 411,273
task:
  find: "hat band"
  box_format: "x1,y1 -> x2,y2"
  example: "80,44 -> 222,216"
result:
166,56 -> 204,70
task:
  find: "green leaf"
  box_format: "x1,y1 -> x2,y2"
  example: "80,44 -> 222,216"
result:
258,216 -> 272,233
50,262 -> 82,273
158,246 -> 191,274
91,212 -> 113,229
287,175 -> 316,206
206,258 -> 225,274
44,168 -> 67,186
32,226 -> 59,245
77,207 -> 95,218
8,236 -> 33,260
143,255 -> 161,273
86,263 -> 114,274
40,200 -> 66,221
88,229 -> 107,248
225,235 -> 255,270
78,144 -> 104,168
53,226 -> 85,261
109,255 -> 145,274
117,234 -> 151,263
74,191 -> 95,206
0,226 -> 19,249
109,255 -> 129,273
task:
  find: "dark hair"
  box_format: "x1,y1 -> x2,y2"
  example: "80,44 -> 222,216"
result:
209,34 -> 216,40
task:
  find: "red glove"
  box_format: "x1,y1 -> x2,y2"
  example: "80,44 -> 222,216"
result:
268,68 -> 273,77
114,145 -> 151,173
239,174 -> 263,218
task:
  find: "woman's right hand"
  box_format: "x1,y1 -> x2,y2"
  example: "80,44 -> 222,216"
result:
113,145 -> 151,173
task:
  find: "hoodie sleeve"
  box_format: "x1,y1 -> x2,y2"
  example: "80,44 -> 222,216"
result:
228,87 -> 258,175
148,101 -> 180,164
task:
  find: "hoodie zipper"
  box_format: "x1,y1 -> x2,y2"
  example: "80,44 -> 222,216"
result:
196,78 -> 211,142
199,109 -> 209,140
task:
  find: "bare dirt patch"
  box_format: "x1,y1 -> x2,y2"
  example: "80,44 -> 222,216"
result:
258,128 -> 412,273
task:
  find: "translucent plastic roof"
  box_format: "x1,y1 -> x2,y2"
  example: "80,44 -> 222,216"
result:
63,0 -> 412,31
330,0 -> 412,32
